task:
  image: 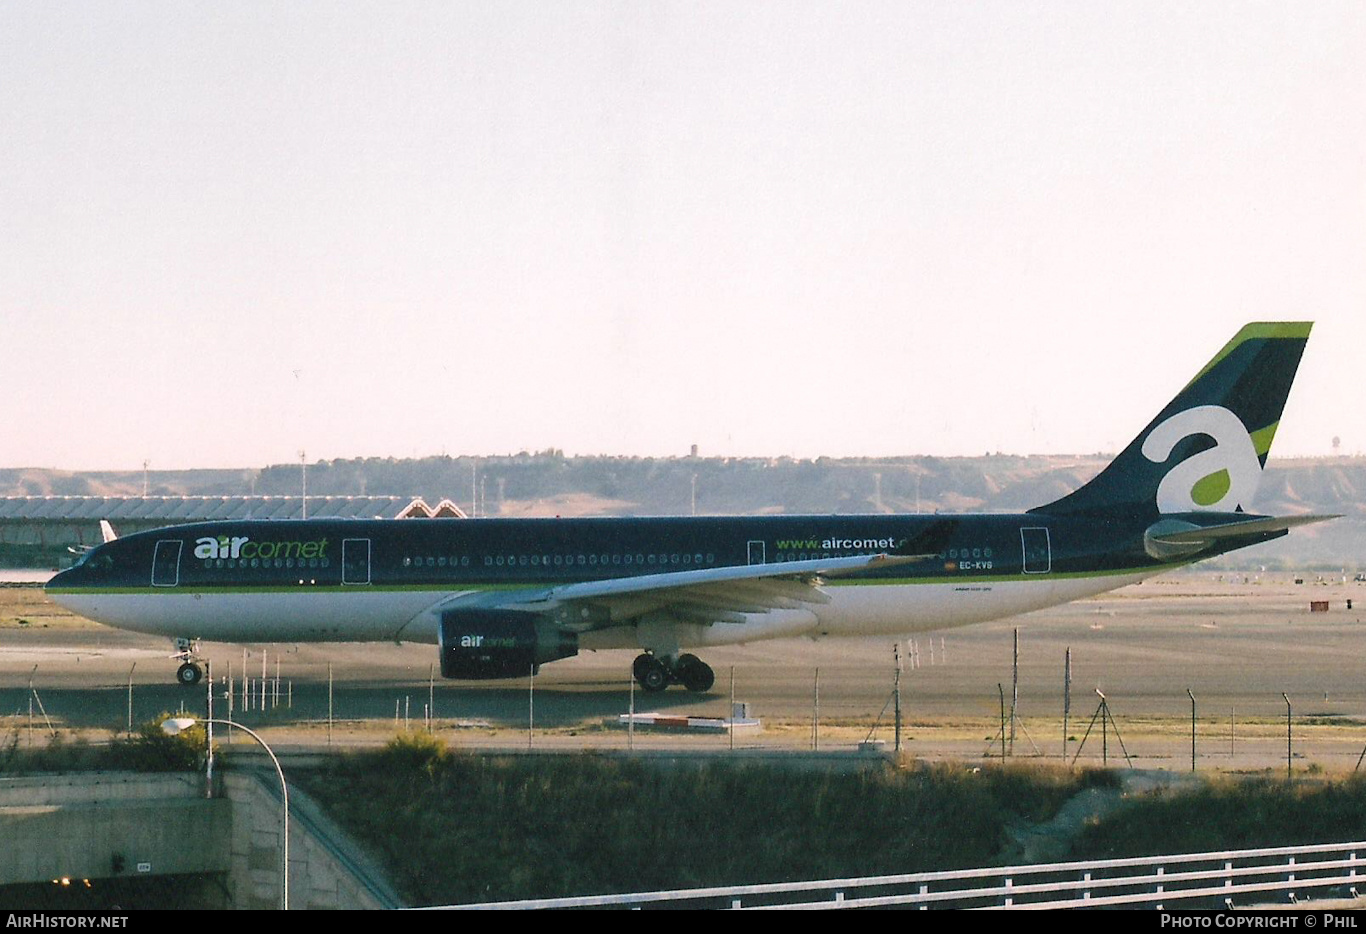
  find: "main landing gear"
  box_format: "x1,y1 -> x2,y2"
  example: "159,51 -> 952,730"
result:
633,653 -> 715,693
173,638 -> 204,687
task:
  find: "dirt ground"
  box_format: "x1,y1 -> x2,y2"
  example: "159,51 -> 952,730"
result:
2,573 -> 1365,771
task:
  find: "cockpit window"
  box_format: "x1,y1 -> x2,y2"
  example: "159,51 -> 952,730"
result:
75,550 -> 114,571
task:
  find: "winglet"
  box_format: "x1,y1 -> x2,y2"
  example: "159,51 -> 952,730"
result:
100,520 -> 119,543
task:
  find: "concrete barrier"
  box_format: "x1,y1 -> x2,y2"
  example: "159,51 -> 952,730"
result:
0,773 -> 228,886
223,769 -> 403,909
0,770 -> 403,909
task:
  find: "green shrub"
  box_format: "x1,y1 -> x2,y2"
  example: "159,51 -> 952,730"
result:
380,731 -> 451,770
100,714 -> 208,772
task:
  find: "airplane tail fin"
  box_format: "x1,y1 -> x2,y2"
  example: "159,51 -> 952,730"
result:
1032,322 -> 1312,518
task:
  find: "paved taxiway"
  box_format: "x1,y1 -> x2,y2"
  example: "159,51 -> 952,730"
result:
2,575 -> 1364,768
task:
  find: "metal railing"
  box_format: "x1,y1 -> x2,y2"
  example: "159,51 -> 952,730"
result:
420,840 -> 1366,910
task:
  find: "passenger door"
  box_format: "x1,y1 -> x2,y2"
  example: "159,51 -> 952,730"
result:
342,538 -> 371,585
1020,527 -> 1052,574
152,540 -> 182,587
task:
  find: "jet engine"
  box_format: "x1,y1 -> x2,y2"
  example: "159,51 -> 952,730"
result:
438,609 -> 578,679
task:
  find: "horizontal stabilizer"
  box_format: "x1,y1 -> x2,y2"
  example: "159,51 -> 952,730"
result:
1149,514 -> 1339,544
1144,514 -> 1338,560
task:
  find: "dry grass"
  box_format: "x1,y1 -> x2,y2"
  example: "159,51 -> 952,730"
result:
300,737 -> 1106,905
0,585 -> 97,630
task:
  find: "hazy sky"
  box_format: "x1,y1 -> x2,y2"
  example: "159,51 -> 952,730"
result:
2,2 -> 1363,470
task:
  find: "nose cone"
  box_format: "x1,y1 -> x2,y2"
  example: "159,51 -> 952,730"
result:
45,565 -> 85,609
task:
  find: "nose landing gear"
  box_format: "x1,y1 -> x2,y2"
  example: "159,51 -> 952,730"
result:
632,653 -> 715,693
172,638 -> 204,686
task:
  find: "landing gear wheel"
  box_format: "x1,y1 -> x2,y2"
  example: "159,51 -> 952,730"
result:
638,658 -> 670,693
677,655 -> 715,693
176,662 -> 203,687
632,653 -> 656,683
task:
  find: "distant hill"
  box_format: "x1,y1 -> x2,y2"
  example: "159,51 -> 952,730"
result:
1,453 -> 1360,569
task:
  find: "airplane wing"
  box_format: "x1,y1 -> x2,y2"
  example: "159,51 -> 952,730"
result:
437,552 -> 928,630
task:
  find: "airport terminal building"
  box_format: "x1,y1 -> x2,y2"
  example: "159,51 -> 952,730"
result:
0,496 -> 466,566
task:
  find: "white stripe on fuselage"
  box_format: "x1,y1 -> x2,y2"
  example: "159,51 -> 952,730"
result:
50,570 -> 1154,648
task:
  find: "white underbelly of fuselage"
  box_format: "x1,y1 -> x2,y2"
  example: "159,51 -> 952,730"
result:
51,589 -> 458,643
51,571 -> 1152,649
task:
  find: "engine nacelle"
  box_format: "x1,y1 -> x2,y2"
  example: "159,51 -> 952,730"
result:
438,609 -> 578,680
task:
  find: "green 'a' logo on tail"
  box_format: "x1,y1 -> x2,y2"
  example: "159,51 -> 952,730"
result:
1033,322 -> 1311,518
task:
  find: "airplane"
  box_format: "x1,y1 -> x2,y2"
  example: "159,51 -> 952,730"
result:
45,322 -> 1333,690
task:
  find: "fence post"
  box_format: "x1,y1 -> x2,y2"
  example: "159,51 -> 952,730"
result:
1188,688 -> 1196,772
1283,693 -> 1293,780
1063,647 -> 1071,762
